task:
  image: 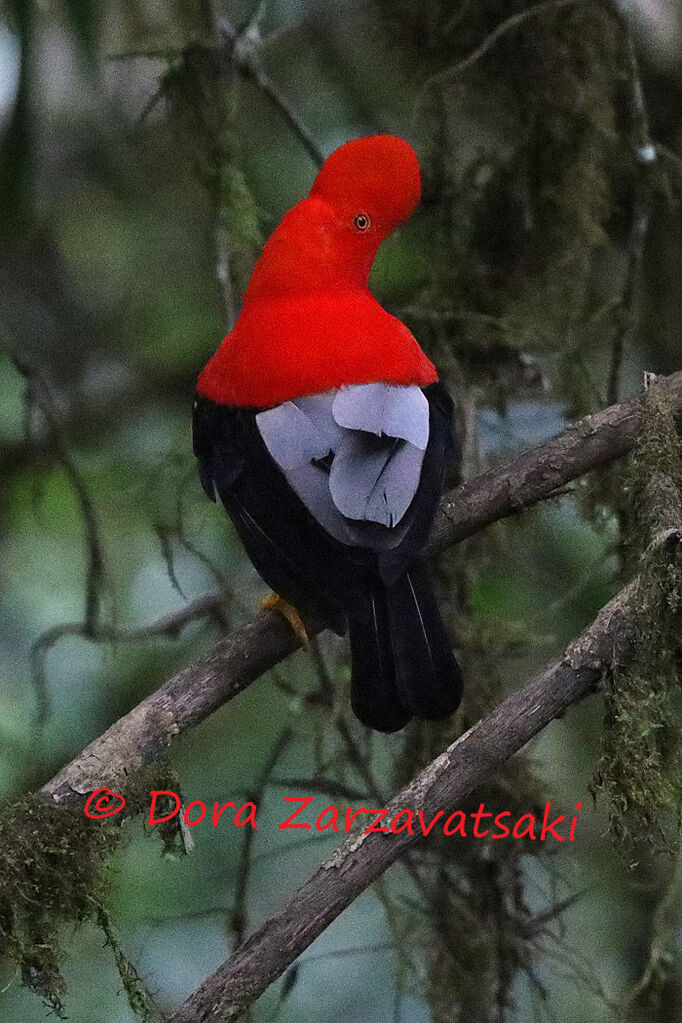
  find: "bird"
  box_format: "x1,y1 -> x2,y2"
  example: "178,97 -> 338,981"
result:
193,134 -> 462,732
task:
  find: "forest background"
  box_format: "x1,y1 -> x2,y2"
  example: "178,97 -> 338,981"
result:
1,1 -> 682,1021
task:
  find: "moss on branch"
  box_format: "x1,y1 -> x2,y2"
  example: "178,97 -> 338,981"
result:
0,761 -> 182,1016
591,383 -> 682,849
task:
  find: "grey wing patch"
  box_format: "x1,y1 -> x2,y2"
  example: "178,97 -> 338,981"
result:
283,463 -> 359,545
292,392 -> 344,449
329,384 -> 428,527
256,398 -> 333,470
256,394 -> 358,546
332,383 -> 429,450
256,384 -> 428,540
329,432 -> 426,528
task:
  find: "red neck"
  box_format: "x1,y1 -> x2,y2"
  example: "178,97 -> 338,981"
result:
197,289 -> 437,408
243,196 -> 378,302
197,194 -> 437,407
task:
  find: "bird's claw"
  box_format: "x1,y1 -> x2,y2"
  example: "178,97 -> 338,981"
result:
260,593 -> 310,649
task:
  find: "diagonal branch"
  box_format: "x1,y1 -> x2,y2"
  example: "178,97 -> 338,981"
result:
43,370 -> 682,804
166,567 -> 655,1023
211,9 -> 325,168
429,369 -> 682,550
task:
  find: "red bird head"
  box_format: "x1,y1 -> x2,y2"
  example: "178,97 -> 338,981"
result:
244,135 -> 422,301
311,134 -> 421,237
198,134 -> 436,407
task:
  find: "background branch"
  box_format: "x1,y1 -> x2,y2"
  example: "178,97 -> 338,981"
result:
605,13 -> 660,405
412,0 -> 587,124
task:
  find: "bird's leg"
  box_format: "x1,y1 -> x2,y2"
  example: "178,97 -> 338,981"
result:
260,592 -> 310,649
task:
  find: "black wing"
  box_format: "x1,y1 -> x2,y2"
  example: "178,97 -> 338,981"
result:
192,382 -> 457,619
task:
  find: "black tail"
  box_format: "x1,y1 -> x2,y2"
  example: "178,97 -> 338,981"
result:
348,589 -> 410,733
348,563 -> 462,732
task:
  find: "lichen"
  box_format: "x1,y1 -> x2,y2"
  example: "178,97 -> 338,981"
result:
97,904 -> 158,1020
385,0 -> 635,411
127,760 -> 187,857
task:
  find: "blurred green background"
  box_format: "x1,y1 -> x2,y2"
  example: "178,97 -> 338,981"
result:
1,1 -> 682,1020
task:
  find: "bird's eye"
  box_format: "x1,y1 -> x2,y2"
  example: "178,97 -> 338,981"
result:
353,213 -> 371,232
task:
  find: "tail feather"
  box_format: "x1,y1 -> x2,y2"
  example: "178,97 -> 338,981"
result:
385,562 -> 463,719
348,564 -> 462,731
348,591 -> 410,733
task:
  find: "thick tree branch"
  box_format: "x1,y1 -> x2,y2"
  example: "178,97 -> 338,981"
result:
43,370 -> 682,804
429,369 -> 682,550
44,608 -> 312,802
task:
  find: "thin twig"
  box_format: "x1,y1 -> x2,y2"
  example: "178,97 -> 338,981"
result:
412,0 -> 587,126
231,728 -> 293,955
238,63 -> 323,168
5,348 -> 106,723
9,352 -> 105,632
606,19 -> 657,405
32,593 -> 228,680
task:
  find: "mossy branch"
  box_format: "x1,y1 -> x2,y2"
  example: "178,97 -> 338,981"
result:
0,765 -> 180,1016
591,381 -> 682,849
0,795 -> 119,1017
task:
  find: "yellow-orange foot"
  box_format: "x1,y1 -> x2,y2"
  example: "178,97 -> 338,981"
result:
260,592 -> 310,649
